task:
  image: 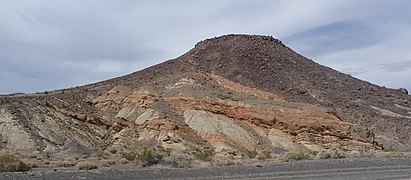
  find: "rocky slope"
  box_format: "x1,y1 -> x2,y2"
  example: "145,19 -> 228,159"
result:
0,34 -> 410,164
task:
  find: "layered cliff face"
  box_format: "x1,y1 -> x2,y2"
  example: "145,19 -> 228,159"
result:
0,35 -> 410,162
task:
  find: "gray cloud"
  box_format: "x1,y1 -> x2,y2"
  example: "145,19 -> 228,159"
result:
378,61 -> 411,72
284,21 -> 385,57
0,0 -> 411,94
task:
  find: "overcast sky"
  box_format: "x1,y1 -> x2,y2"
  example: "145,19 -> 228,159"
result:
1,0 -> 410,94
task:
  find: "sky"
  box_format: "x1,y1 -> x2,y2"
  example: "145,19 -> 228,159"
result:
0,0 -> 410,94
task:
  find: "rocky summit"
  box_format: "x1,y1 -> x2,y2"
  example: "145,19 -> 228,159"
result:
0,34 -> 410,166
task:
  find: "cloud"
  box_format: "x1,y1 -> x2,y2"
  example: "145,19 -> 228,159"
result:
358,70 -> 411,91
283,0 -> 411,91
0,0 -> 411,93
284,21 -> 385,57
378,61 -> 411,72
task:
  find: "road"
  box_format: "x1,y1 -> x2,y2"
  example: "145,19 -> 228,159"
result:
1,157 -> 410,179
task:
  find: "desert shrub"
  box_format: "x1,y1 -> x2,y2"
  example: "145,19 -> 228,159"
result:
75,161 -> 98,170
194,149 -> 213,161
246,150 -> 258,159
55,158 -> 76,167
65,157 -> 77,162
163,148 -> 173,156
166,154 -> 193,168
135,149 -> 162,167
121,151 -> 137,161
109,149 -> 118,154
99,159 -> 116,167
0,150 -> 31,172
42,150 -> 52,159
27,160 -> 38,168
357,150 -> 376,158
259,149 -> 272,160
384,149 -> 404,158
96,150 -> 109,159
211,158 -> 235,166
121,149 -> 163,167
346,150 -> 362,158
119,158 -> 129,164
80,153 -> 90,159
316,148 -> 346,159
279,151 -> 313,162
55,160 -> 75,167
28,154 -> 37,159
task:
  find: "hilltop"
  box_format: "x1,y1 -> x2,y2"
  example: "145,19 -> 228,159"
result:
0,34 -> 410,168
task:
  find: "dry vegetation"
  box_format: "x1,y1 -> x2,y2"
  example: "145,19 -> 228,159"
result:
194,149 -> 213,161
120,148 -> 163,167
75,161 -> 98,170
279,148 -> 348,162
54,157 -> 77,167
99,159 -> 116,167
0,150 -> 31,172
315,148 -> 346,159
279,150 -> 314,162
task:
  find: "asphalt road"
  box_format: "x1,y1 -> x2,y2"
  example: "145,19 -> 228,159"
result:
1,158 -> 410,180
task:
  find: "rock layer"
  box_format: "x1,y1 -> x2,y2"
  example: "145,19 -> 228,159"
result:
0,34 -> 410,160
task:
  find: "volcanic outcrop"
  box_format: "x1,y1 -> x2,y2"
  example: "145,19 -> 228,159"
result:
0,34 -> 410,163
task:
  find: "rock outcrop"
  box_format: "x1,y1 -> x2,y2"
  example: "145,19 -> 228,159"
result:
0,34 -> 410,162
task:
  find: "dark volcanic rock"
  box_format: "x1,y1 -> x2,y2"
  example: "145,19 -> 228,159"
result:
398,88 -> 408,95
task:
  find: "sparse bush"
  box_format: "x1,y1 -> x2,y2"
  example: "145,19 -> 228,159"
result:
135,149 -> 162,167
356,150 -> 376,158
109,149 -> 118,154
65,157 -> 77,162
0,150 -> 31,172
279,151 -> 313,162
75,161 -> 98,170
346,150 -> 362,158
55,160 -> 75,167
27,160 -> 38,168
121,149 -> 163,167
121,151 -> 137,161
194,149 -> 213,161
80,153 -> 90,159
212,158 -> 235,166
42,150 -> 52,159
55,158 -> 76,167
163,148 -> 172,156
166,154 -> 193,168
259,150 -> 272,160
246,150 -> 258,159
316,148 -> 346,159
99,159 -> 116,167
384,148 -> 404,158
119,158 -> 129,164
96,150 -> 109,159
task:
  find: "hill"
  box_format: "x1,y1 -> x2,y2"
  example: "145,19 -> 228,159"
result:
0,34 -> 409,167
